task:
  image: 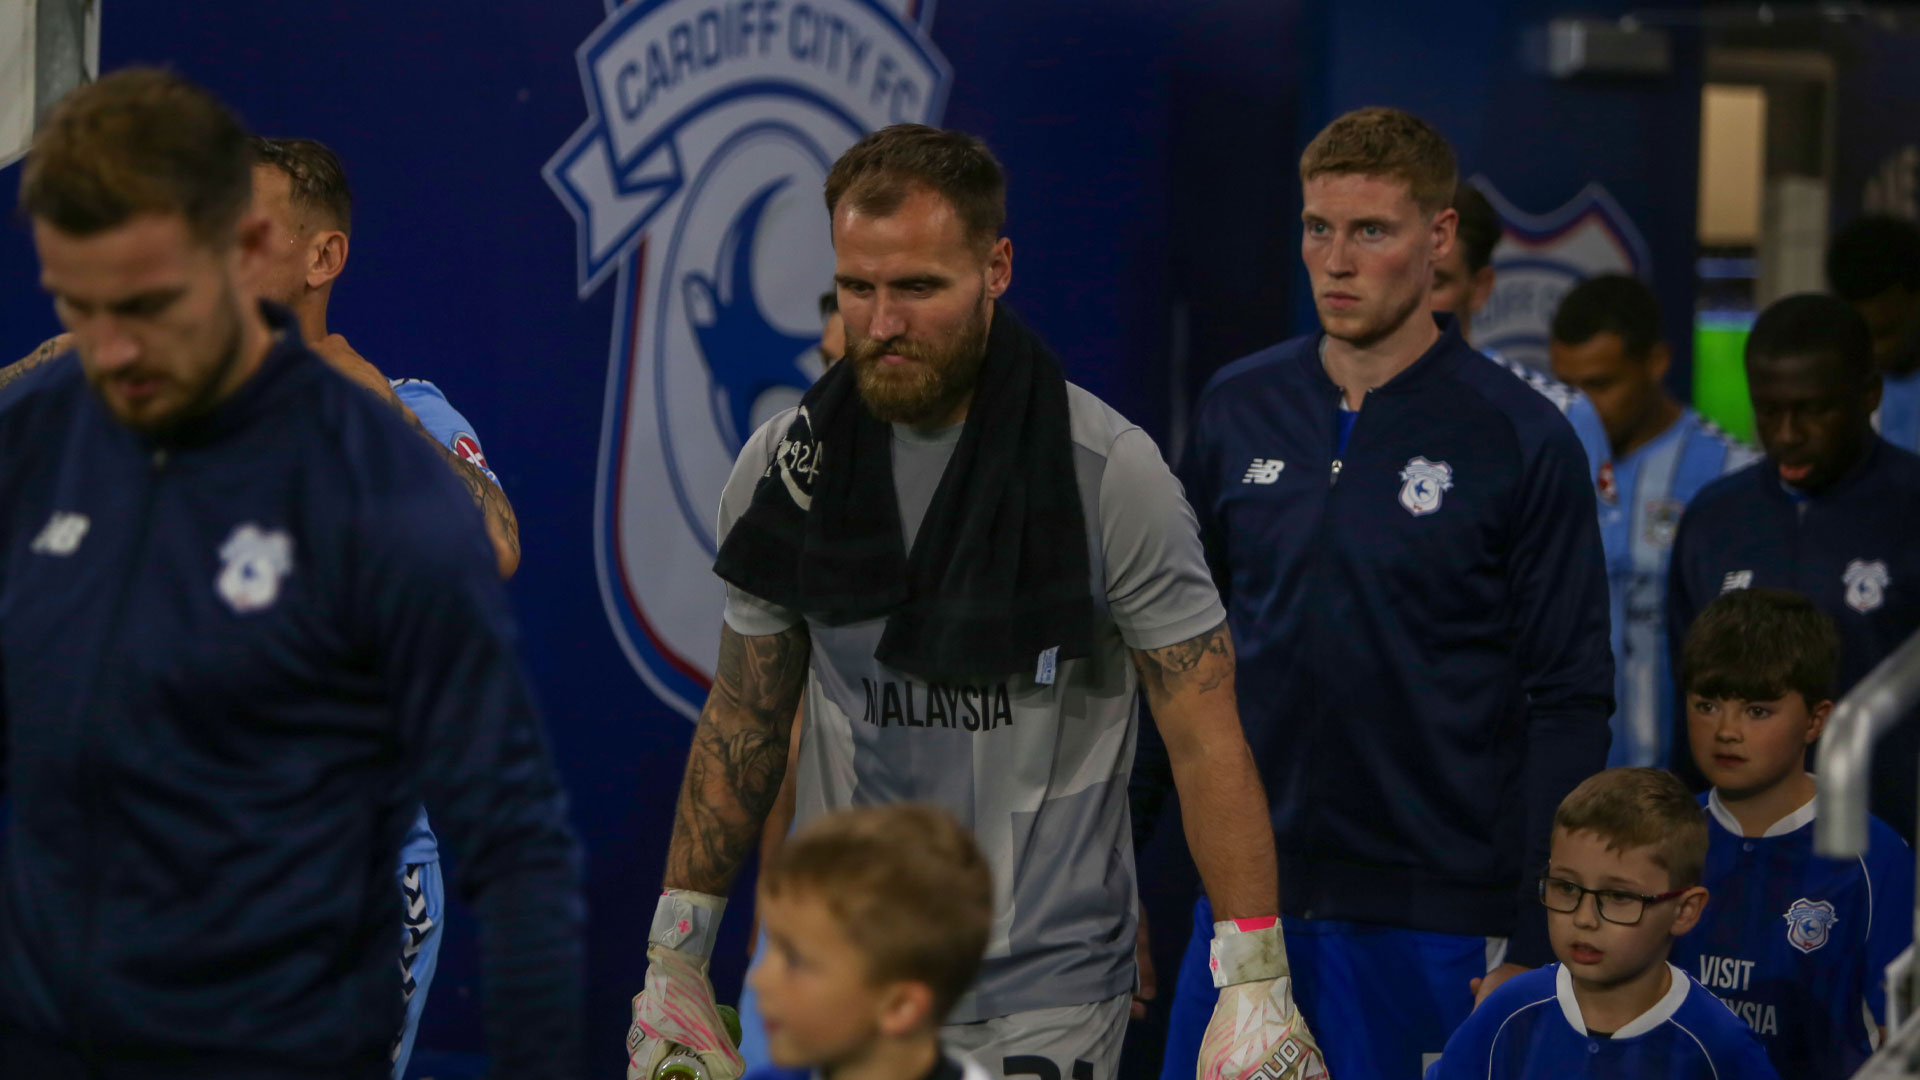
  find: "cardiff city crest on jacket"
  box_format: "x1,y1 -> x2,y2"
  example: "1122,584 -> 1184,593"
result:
546,0 -> 950,719
1398,456 -> 1454,517
1783,897 -> 1838,954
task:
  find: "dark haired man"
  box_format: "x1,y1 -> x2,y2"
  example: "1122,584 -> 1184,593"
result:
1161,107 -> 1611,1080
6,136 -> 520,579
7,134 -> 519,1077
0,68 -> 581,1078
1827,214 -> 1920,454
1666,293 -> 1920,840
1431,183 -> 1610,485
626,124 -> 1320,1080
1548,275 -> 1756,770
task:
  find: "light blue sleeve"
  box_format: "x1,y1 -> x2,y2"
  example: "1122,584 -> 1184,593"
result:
390,378 -> 500,486
1567,393 -> 1611,486
1864,817 -> 1916,1024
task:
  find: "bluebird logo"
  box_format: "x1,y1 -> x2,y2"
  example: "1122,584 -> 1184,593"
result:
1398,456 -> 1454,517
1783,897 -> 1838,954
547,0 -> 951,719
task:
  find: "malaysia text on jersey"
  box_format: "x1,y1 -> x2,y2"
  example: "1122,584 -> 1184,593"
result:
719,384 -> 1224,1023
1665,438 -> 1920,840
1176,316 -> 1613,967
1670,791 -> 1915,1080
1599,410 -> 1757,768
0,307 -> 581,1078
1424,964 -> 1781,1079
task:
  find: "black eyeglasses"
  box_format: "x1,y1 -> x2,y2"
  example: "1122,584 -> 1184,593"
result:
1538,876 -> 1687,926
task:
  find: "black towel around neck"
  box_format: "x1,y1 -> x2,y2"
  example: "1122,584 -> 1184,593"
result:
712,303 -> 1095,682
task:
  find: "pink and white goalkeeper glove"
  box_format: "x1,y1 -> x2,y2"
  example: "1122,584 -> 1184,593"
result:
626,890 -> 745,1080
1196,917 -> 1329,1080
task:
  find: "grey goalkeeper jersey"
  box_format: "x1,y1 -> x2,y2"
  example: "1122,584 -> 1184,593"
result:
720,382 -> 1224,1021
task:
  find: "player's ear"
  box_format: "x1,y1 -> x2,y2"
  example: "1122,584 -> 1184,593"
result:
1670,885 -> 1709,936
307,230 -> 349,290
1805,698 -> 1833,745
983,236 -> 1012,300
1647,341 -> 1672,383
875,979 -> 937,1038
1431,207 -> 1458,261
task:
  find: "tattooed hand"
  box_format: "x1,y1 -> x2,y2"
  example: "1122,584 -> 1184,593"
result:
664,624 -> 811,895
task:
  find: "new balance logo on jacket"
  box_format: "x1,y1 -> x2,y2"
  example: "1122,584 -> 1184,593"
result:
1243,459 -> 1285,484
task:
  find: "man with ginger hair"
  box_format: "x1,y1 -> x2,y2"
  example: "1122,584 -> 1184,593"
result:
1156,107 -> 1612,1079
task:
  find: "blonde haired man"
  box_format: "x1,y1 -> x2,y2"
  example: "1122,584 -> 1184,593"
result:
1158,107 -> 1612,1080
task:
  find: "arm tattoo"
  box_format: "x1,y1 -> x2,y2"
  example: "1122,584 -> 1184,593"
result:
433,440 -> 521,567
1131,620 -> 1234,703
0,334 -> 72,393
395,404 -> 521,572
665,624 -> 810,894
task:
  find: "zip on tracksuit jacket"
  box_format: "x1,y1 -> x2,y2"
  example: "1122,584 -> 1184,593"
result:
1175,316 -> 1613,965
0,307 -> 582,1078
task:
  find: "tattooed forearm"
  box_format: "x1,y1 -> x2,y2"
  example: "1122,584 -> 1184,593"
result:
1140,620 -> 1277,920
665,624 -> 811,895
432,439 -> 521,577
1131,620 -> 1234,704
0,334 -> 73,393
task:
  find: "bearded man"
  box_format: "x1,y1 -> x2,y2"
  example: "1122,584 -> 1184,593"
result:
623,124 -> 1327,1080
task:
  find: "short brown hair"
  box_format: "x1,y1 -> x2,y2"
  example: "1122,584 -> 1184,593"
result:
1554,768 -> 1708,889
1300,107 -> 1457,216
825,125 -> 1006,251
21,67 -> 253,246
1452,183 -> 1501,273
761,804 -> 992,1019
1682,588 -> 1840,708
250,136 -> 353,235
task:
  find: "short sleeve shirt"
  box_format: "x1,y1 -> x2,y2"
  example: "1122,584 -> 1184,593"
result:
717,382 -> 1223,1021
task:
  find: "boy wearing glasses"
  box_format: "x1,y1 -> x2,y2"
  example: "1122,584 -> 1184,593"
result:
1669,589 -> 1915,1078
1426,768 -> 1778,1078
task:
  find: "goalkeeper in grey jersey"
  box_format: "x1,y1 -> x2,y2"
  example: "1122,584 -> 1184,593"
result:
624,125 -> 1326,1080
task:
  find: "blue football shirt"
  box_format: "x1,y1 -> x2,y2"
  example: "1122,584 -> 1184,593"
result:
1879,370 -> 1920,456
1670,790 -> 1915,1079
1426,963 -> 1779,1079
1599,409 -> 1757,768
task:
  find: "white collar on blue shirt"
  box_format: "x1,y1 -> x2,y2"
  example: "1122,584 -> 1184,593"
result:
1555,961 -> 1692,1038
1707,787 -> 1817,838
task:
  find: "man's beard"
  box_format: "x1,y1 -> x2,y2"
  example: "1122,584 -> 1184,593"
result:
89,279 -> 247,438
845,293 -> 992,426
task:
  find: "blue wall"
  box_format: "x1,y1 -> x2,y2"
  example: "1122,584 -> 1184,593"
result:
0,1 -> 1711,1072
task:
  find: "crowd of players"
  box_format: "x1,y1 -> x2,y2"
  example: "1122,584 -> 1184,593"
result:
3,65 -> 1920,1080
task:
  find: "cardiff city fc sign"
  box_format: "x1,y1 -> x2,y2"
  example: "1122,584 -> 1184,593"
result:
547,0 -> 951,717
1470,177 -> 1651,372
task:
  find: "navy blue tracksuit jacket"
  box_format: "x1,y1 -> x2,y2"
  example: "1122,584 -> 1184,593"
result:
0,310 -> 581,1077
1667,439 -> 1920,841
1177,317 -> 1613,965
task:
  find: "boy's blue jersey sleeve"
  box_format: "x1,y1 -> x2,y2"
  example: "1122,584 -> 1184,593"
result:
391,378 -> 499,484
1866,818 -> 1917,1023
